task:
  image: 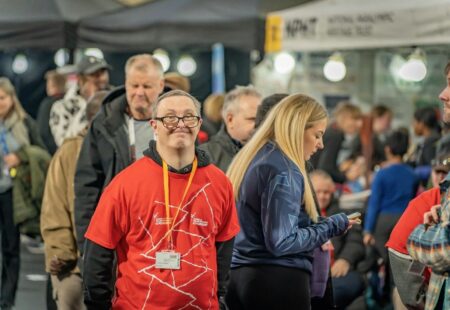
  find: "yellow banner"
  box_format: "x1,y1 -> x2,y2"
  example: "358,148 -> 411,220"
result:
265,15 -> 282,53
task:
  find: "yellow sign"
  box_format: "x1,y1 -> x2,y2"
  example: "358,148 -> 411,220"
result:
265,15 -> 282,53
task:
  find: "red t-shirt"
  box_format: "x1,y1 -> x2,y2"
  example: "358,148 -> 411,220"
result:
85,157 -> 240,310
386,187 -> 440,254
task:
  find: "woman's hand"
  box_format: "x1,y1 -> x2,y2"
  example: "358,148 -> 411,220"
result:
3,153 -> 20,168
423,205 -> 441,225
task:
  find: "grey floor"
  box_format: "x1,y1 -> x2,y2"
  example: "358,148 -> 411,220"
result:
14,241 -> 47,310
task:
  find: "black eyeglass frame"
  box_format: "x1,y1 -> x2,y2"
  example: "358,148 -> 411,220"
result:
153,115 -> 201,129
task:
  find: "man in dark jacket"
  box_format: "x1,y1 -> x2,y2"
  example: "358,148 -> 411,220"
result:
199,86 -> 261,172
311,170 -> 366,309
74,54 -> 165,254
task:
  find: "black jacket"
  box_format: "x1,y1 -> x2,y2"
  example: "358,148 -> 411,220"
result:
74,86 -> 132,253
83,141 -> 234,310
36,95 -> 61,155
199,126 -> 242,173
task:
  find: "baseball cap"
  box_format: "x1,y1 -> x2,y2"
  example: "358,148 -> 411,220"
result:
77,55 -> 112,75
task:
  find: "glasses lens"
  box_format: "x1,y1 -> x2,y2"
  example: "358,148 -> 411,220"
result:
162,116 -> 179,127
183,116 -> 199,127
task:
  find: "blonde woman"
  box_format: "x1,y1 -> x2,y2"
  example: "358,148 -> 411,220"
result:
225,94 -> 356,310
0,77 -> 46,309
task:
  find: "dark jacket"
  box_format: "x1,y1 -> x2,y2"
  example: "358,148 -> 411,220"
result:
371,134 -> 387,168
74,86 -> 131,253
199,126 -> 242,173
415,131 -> 441,166
311,125 -> 361,184
36,95 -> 62,155
231,142 -> 349,272
200,118 -> 222,139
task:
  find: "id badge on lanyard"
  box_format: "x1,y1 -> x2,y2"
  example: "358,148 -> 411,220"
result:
155,157 -> 198,270
155,251 -> 181,270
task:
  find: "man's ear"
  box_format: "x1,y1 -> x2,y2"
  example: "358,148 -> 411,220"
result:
225,113 -> 234,128
158,79 -> 165,95
150,119 -> 157,131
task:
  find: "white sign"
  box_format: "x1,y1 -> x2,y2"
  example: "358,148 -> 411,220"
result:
267,0 -> 450,52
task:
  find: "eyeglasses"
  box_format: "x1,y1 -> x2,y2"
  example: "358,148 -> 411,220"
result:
154,115 -> 201,129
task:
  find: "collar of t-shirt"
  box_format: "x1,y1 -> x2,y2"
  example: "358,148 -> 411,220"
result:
143,140 -> 210,174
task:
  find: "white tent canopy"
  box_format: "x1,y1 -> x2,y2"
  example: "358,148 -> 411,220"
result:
266,0 -> 450,52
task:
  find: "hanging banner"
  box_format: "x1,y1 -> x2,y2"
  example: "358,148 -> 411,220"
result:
266,0 -> 450,52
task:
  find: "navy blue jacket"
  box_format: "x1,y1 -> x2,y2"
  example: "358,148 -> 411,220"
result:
231,142 -> 349,273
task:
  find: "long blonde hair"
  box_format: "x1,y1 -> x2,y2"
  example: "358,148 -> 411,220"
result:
0,77 -> 27,120
227,93 -> 327,222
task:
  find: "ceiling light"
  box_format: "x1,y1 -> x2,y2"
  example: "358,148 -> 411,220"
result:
153,49 -> 170,72
274,52 -> 295,74
12,54 -> 28,74
323,52 -> 346,82
177,55 -> 196,77
398,48 -> 427,82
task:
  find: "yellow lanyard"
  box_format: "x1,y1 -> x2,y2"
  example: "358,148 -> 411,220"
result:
163,157 -> 198,249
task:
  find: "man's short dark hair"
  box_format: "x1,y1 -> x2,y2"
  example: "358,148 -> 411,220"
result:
445,61 -> 450,75
414,106 -> 441,131
254,93 -> 288,129
371,104 -> 392,118
386,128 -> 409,156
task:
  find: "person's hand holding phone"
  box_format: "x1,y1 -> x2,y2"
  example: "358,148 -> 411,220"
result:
343,211 -> 361,231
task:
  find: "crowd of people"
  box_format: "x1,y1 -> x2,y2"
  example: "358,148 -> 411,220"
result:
0,53 -> 448,310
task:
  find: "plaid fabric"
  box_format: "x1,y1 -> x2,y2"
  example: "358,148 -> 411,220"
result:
425,178 -> 450,310
425,273 -> 449,310
407,221 -> 450,273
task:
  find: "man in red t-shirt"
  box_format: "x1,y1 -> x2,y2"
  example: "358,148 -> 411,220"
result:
83,90 -> 240,310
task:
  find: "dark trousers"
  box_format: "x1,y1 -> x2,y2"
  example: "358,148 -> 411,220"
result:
371,213 -> 402,304
0,190 -> 20,308
332,270 -> 365,309
226,265 -> 311,310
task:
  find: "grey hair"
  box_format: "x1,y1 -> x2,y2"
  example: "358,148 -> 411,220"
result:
125,54 -> 164,78
222,85 -> 262,118
310,169 -> 334,184
153,90 -> 201,117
